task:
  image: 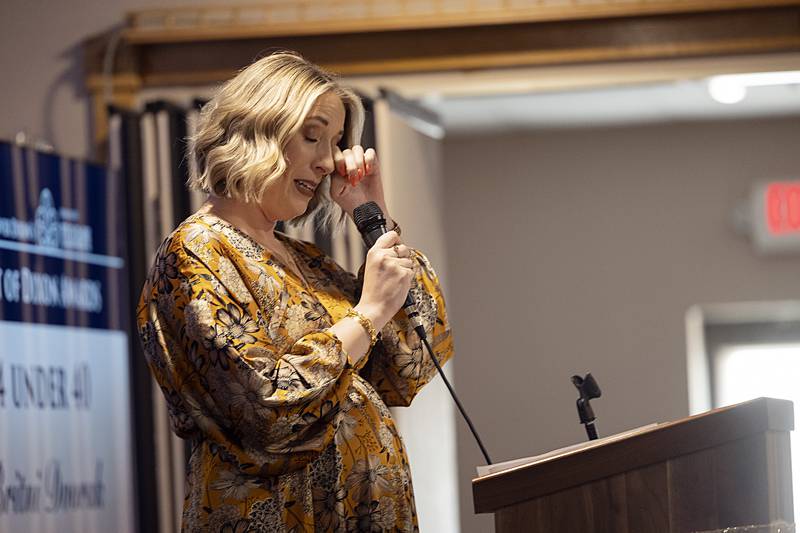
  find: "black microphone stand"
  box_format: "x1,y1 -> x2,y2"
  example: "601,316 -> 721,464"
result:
572,373 -> 602,441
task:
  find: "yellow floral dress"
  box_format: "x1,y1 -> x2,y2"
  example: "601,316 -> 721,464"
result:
136,212 -> 453,532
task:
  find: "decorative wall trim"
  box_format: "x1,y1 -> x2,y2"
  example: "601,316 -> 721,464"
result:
83,2 -> 800,159
124,0 -> 800,43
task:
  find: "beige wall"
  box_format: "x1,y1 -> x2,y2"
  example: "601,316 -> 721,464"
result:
444,117 -> 800,533
375,99 -> 460,533
0,0 -> 239,161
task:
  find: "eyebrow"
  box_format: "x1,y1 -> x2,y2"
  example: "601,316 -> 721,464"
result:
306,115 -> 344,136
306,115 -> 329,126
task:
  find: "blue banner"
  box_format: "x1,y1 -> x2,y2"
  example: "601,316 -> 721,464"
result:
0,142 -> 126,330
0,141 -> 134,531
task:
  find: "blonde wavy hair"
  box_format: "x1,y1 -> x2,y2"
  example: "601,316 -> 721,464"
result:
188,51 -> 365,227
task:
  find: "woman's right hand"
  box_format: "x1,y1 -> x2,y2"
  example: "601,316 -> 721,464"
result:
355,231 -> 414,331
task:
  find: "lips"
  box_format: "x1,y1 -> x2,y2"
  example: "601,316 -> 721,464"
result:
293,179 -> 317,198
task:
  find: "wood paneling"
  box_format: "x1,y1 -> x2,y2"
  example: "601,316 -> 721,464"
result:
124,1 -> 800,44
473,397 -> 793,513
495,475 -> 630,532
478,399 -> 794,533
122,6 -> 800,85
767,431 -> 795,523
83,2 -> 800,159
668,446 -> 719,532
584,475 -> 630,533
716,433 -> 772,527
626,462 -> 671,532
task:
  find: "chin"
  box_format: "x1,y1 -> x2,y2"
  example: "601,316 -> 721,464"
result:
279,200 -> 310,224
280,184 -> 323,224
298,191 -> 323,218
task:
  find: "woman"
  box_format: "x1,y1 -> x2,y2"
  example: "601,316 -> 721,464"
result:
137,51 -> 453,532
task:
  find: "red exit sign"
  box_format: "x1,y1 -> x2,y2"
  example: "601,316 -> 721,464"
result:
766,181 -> 800,235
753,179 -> 800,254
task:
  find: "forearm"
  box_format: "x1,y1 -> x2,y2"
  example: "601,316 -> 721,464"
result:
358,249 -> 454,406
329,303 -> 388,366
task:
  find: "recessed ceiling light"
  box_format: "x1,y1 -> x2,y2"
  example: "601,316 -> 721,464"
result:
708,71 -> 800,104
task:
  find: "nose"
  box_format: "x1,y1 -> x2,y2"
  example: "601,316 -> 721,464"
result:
315,145 -> 335,177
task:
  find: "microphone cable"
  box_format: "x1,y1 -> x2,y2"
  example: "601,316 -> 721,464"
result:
353,201 -> 492,465
417,325 -> 493,465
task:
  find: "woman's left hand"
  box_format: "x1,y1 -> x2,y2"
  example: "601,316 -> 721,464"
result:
330,146 -> 390,220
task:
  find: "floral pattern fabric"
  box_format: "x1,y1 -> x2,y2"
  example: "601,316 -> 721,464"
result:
137,212 -> 453,532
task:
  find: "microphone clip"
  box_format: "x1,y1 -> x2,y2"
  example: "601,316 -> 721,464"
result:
571,373 -> 602,441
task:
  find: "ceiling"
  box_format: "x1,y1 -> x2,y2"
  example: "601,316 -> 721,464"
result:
420,79 -> 800,136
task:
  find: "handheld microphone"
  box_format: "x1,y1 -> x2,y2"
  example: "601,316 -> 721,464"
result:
352,202 -> 425,339
352,201 -> 493,465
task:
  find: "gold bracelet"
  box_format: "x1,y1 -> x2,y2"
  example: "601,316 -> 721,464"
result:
345,308 -> 378,347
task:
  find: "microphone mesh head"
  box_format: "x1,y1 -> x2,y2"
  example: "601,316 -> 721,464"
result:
353,201 -> 385,232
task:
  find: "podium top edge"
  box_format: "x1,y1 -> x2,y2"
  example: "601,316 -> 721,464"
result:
472,397 -> 794,513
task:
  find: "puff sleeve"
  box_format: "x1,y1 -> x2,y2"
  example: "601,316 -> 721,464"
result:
137,235 -> 353,478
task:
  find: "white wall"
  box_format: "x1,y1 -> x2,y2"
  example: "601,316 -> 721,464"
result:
444,116 -> 800,533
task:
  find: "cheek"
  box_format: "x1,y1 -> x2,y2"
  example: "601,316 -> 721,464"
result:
282,146 -> 298,168
282,135 -> 305,161
283,143 -> 312,172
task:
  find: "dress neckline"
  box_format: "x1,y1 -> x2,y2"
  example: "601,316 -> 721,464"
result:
191,211 -> 313,290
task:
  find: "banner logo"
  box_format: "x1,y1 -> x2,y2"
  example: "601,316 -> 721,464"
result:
0,188 -> 94,254
34,189 -> 60,248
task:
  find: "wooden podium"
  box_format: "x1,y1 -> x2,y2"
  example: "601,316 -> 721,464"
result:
473,397 -> 794,532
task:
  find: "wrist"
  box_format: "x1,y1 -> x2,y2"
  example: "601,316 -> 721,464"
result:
354,302 -> 389,332
344,307 -> 378,349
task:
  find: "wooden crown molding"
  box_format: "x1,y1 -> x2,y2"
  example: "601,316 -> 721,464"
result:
123,0 -> 800,43
82,1 -> 800,159
85,3 -> 800,87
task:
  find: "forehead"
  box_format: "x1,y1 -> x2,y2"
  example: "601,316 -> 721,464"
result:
306,92 -> 346,128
